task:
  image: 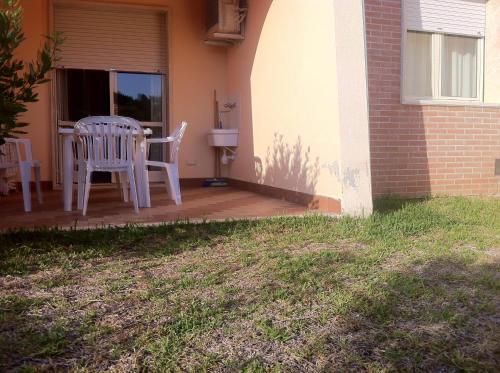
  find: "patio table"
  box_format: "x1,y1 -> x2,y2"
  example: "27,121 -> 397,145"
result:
58,127 -> 152,212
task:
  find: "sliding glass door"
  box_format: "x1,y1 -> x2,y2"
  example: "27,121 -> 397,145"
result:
56,69 -> 167,184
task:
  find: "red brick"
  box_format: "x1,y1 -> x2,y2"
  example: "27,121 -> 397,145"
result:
365,0 -> 500,197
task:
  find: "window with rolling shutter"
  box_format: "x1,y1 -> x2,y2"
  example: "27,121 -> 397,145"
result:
403,0 -> 486,37
402,0 -> 487,103
54,3 -> 167,73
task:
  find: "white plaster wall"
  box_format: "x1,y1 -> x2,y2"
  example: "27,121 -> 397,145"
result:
334,0 -> 373,216
485,0 -> 500,103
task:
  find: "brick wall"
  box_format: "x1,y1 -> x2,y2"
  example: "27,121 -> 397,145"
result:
364,0 -> 500,197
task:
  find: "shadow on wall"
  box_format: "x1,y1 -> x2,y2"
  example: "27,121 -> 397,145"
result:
254,133 -> 320,201
234,0 -> 342,203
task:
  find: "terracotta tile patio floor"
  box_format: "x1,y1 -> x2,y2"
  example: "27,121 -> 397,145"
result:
0,185 -> 308,230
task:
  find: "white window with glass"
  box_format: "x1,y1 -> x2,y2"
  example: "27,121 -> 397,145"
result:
402,0 -> 486,103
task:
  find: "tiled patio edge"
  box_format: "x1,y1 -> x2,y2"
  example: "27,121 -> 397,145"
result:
227,178 -> 341,214
10,178 -> 341,215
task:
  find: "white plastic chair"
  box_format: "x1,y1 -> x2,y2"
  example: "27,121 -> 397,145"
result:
0,138 -> 43,212
72,141 -> 131,210
74,116 -> 142,216
144,121 -> 187,205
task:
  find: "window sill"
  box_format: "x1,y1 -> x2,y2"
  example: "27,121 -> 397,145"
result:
402,99 -> 500,108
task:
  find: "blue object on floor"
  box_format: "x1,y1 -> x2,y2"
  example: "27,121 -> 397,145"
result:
203,178 -> 229,187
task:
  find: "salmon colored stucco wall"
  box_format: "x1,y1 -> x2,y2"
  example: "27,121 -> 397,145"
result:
485,0 -> 500,103
18,0 -> 52,181
226,0 -> 343,200
19,0 -> 228,181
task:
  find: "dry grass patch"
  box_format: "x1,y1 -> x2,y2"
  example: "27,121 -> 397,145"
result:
0,197 -> 499,372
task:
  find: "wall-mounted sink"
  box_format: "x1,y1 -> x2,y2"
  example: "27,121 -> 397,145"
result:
207,128 -> 239,147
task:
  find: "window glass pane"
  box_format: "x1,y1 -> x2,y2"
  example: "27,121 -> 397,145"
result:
116,73 -> 163,122
58,69 -> 110,121
405,31 -> 432,98
441,35 -> 478,98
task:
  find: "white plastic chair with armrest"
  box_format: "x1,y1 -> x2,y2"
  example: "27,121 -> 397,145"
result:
74,116 -> 142,216
144,121 -> 187,205
0,138 -> 43,212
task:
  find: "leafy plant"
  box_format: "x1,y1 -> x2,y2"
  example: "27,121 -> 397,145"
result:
0,0 -> 62,146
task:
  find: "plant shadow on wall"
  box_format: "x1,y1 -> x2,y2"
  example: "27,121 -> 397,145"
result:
254,133 -> 320,206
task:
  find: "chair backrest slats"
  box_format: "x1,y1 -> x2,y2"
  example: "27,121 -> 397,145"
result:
120,125 -> 125,163
0,139 -> 35,180
0,142 -> 17,167
0,142 -> 18,179
74,116 -> 143,168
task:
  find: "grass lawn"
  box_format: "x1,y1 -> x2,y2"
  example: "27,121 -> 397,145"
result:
0,197 -> 499,372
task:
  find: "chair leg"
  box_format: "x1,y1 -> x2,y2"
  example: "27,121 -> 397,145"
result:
115,171 -> 121,194
77,162 -> 86,210
142,164 -> 151,208
127,166 -> 139,213
163,168 -> 171,198
0,170 -> 8,196
82,169 -> 92,216
34,164 -> 43,204
19,162 -> 32,212
165,163 -> 182,205
119,171 -> 129,203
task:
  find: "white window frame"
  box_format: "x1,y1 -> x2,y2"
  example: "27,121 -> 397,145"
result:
401,30 -> 484,105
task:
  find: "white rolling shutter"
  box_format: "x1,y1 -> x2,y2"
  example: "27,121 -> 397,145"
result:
404,0 -> 486,37
54,4 -> 167,73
